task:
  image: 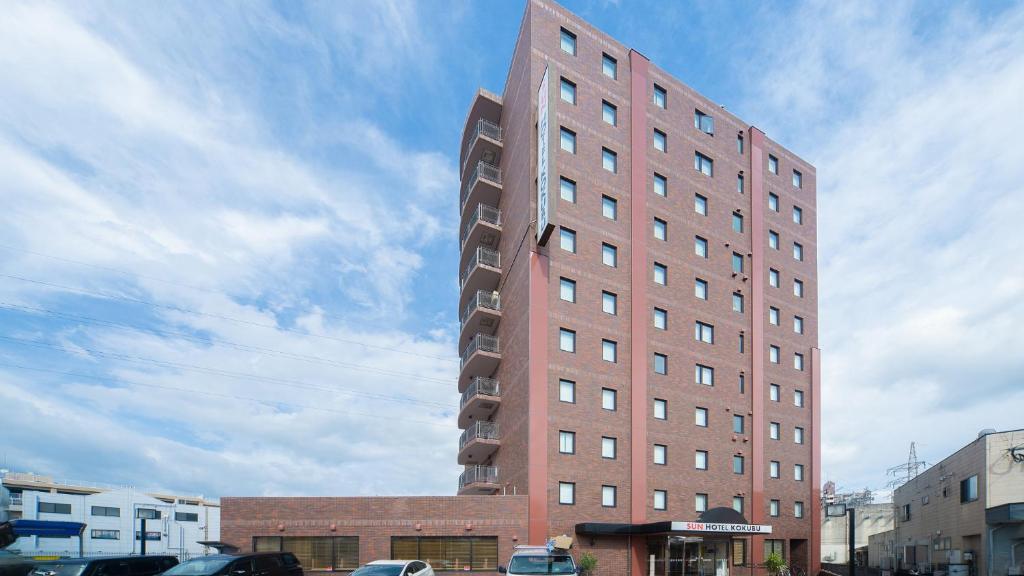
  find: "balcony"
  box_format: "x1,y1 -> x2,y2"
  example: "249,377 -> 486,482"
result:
459,333 -> 500,391
460,247 -> 500,303
461,203 -> 502,255
460,290 -> 501,343
460,161 -> 502,217
9,493 -> 23,508
458,421 -> 500,465
459,377 -> 501,429
458,465 -> 500,495
461,119 -> 503,177
459,89 -> 502,165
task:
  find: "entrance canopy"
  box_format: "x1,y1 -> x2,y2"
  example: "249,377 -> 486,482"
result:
575,507 -> 772,536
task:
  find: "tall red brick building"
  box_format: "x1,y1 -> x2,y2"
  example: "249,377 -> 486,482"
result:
222,2 -> 821,574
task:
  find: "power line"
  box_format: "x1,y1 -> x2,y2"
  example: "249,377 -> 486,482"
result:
0,361 -> 454,429
0,335 -> 457,410
0,273 -> 456,363
0,302 -> 454,387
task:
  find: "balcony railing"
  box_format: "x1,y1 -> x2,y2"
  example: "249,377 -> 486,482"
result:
460,247 -> 500,289
460,333 -> 500,369
461,119 -> 502,172
460,161 -> 502,211
9,493 -> 23,506
461,290 -> 500,328
459,421 -> 500,452
459,465 -> 499,489
461,203 -> 501,248
460,377 -> 500,411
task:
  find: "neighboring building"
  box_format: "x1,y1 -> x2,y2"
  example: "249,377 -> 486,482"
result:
0,471 -> 220,559
821,502 -> 894,564
891,430 -> 1024,576
868,529 -> 898,571
223,1 -> 821,574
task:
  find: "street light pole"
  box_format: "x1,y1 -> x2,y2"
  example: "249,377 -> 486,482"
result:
848,508 -> 856,576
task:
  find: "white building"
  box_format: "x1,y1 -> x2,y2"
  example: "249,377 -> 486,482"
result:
0,471 -> 220,559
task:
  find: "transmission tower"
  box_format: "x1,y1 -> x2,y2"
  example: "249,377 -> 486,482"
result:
887,442 -> 927,488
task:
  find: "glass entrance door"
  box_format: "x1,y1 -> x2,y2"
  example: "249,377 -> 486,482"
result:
650,536 -> 731,576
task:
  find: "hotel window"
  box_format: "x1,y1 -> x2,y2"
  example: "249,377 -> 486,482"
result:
770,461 -> 780,478
733,497 -> 744,514
602,339 -> 617,363
770,422 -> 780,440
559,227 -> 576,253
793,205 -> 804,224
769,307 -> 780,325
654,308 -> 667,330
733,455 -> 744,474
560,28 -> 577,55
795,501 -> 805,518
732,252 -> 744,274
768,192 -> 779,211
739,374 -> 746,394
960,475 -> 979,503
602,100 -> 617,126
695,321 -> 714,344
602,291 -> 617,315
770,383 -> 780,402
38,502 -> 71,514
769,230 -> 779,249
560,176 -> 576,203
654,490 -> 667,511
794,279 -> 805,298
559,379 -> 576,403
733,292 -> 744,313
737,173 -> 744,194
769,345 -> 780,364
654,353 -> 668,375
695,450 -> 708,470
793,170 -> 803,188
732,212 -> 744,233
559,482 -> 575,505
560,77 -> 576,104
769,268 -> 780,287
654,398 -> 667,420
768,154 -> 779,174
794,389 -> 805,407
695,236 -> 709,258
793,242 -> 804,261
653,129 -> 667,152
695,364 -> 714,386
739,333 -> 745,353
794,427 -> 805,444
794,316 -> 804,334
559,328 -> 576,353
560,277 -> 576,302
602,195 -> 617,220
654,444 -> 667,465
560,127 -> 576,153
733,414 -> 745,434
91,506 -> 120,517
654,173 -> 667,196
602,243 -> 618,267
602,437 -> 617,459
91,530 -> 119,540
602,388 -> 617,411
653,84 -> 666,108
653,262 -> 667,285
559,431 -> 575,454
737,133 -> 744,154
602,148 -> 618,173
795,464 -> 805,481
694,109 -> 714,134
696,494 -> 709,513
695,278 -> 708,300
653,218 -> 667,241
695,193 -> 708,215
694,151 -> 713,177
794,353 -> 805,371
602,485 -> 617,508
602,53 -> 617,79
770,500 -> 780,517
695,407 -> 708,427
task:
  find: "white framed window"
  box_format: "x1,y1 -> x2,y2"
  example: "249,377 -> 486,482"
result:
602,339 -> 617,363
696,493 -> 708,513
602,100 -> 617,126
695,236 -> 709,258
602,53 -> 617,79
560,127 -> 576,153
559,328 -> 576,353
794,390 -> 804,407
694,151 -> 713,177
602,243 -> 617,267
560,176 -> 576,203
560,77 -> 576,104
654,173 -> 667,196
770,499 -> 780,517
769,345 -> 780,364
695,193 -> 708,215
654,398 -> 667,420
560,277 -> 576,302
769,307 -> 780,325
602,148 -> 618,173
602,388 -> 617,411
769,268 -> 780,288
794,279 -> 805,298
793,170 -> 802,188
559,430 -> 575,454
653,263 -> 668,285
795,427 -> 805,444
769,230 -> 779,249
653,444 -> 667,465
559,481 -> 575,505
768,192 -> 779,212
694,109 -> 714,134
653,129 -> 667,152
653,218 -> 667,240
654,490 -> 667,511
653,353 -> 667,375
795,464 -> 805,481
695,407 -> 708,427
602,436 -> 617,459
794,316 -> 804,334
695,451 -> 708,470
768,155 -> 779,174
559,227 -> 576,253
733,292 -> 744,313
653,84 -> 666,108
695,364 -> 714,386
793,242 -> 804,261
695,321 -> 714,344
560,28 -> 576,55
559,379 -> 576,403
653,308 -> 667,330
770,422 -> 780,440
770,383 -> 780,402
695,278 -> 708,300
793,206 -> 803,224
602,195 -> 617,220
602,291 -> 617,315
602,485 -> 617,507
770,461 -> 780,478
795,501 -> 805,518
794,353 -> 805,371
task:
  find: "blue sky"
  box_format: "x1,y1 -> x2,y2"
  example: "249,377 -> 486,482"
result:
1,0 -> 1022,500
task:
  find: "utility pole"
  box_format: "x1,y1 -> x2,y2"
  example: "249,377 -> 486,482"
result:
848,507 -> 856,576
140,517 -> 147,556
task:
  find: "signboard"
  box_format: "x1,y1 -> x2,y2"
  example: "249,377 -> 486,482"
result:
670,522 -> 773,534
826,505 -> 849,517
536,65 -> 555,245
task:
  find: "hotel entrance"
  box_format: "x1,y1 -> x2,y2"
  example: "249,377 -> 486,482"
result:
647,536 -> 733,576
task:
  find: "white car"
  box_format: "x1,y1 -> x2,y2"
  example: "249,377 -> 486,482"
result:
500,546 -> 578,576
349,560 -> 434,576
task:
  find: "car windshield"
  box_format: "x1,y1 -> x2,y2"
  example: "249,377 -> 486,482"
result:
508,555 -> 576,575
162,558 -> 232,576
31,563 -> 87,576
349,566 -> 405,576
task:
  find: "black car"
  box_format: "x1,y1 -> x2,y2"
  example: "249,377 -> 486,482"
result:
161,554 -> 301,576
30,556 -> 178,576
0,550 -> 34,576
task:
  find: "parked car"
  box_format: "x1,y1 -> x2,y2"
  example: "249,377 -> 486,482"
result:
30,556 -> 178,576
161,554 -> 301,576
349,560 -> 433,576
500,546 -> 577,576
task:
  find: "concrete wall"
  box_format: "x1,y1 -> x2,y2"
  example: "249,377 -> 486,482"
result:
822,503 -> 895,564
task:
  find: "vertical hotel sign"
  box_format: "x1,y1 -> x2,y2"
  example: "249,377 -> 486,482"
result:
536,64 -> 556,245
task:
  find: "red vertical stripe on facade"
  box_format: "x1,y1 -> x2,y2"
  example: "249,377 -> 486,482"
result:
749,127 -> 767,566
528,250 -> 550,544
810,347 -> 823,575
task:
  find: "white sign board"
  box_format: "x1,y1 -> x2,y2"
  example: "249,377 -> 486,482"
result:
670,522 -> 773,534
536,65 -> 554,245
